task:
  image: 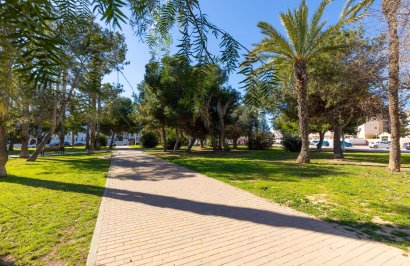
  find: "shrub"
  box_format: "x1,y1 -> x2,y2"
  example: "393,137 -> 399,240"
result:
248,132 -> 274,150
281,134 -> 302,152
141,132 -> 158,148
165,135 -> 182,150
98,134 -> 108,147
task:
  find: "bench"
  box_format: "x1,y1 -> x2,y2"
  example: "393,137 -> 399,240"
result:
41,146 -> 65,156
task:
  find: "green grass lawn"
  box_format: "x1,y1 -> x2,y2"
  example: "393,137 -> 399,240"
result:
0,153 -> 111,266
146,147 -> 410,250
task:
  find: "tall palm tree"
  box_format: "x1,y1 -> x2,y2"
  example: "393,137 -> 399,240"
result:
247,0 -> 342,163
344,0 -> 401,171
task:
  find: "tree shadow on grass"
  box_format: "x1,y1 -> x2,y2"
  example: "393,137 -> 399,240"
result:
0,175 -> 357,239
2,173 -> 409,247
28,155 -> 111,174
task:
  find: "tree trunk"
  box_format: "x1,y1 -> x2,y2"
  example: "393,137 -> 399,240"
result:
109,131 -> 115,150
383,0 -> 401,172
8,140 -> 13,151
27,82 -> 74,162
86,124 -> 90,149
217,100 -> 230,151
37,125 -> 43,144
187,137 -> 196,152
173,128 -> 180,153
0,124 -> 8,177
88,93 -> 97,154
333,124 -> 344,159
247,133 -> 253,150
317,131 -> 325,151
27,102 -> 58,161
294,61 -> 310,163
89,121 -> 96,154
211,133 -> 217,151
59,116 -> 65,149
233,138 -> 238,149
200,139 -> 204,148
161,123 -> 167,151
72,131 -> 75,147
95,95 -> 101,150
20,109 -> 30,158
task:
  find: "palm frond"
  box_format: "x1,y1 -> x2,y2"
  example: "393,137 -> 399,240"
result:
342,0 -> 374,21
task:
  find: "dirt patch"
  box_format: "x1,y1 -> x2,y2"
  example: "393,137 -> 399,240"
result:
0,255 -> 16,266
306,194 -> 329,205
372,216 -> 395,226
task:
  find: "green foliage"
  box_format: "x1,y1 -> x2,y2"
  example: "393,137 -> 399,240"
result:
281,134 -> 302,152
165,131 -> 183,150
102,97 -> 138,135
98,134 -> 108,147
241,0 -> 345,105
248,132 -> 274,150
141,131 -> 159,148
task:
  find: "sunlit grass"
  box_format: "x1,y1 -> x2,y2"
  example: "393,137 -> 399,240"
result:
147,147 -> 410,250
0,153 -> 110,265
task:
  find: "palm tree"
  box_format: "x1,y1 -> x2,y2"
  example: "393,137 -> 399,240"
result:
344,0 -> 401,171
247,0 -> 342,163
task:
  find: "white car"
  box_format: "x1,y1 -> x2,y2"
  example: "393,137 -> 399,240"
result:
369,141 -> 391,149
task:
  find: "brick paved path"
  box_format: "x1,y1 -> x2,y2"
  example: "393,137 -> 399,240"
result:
87,147 -> 410,266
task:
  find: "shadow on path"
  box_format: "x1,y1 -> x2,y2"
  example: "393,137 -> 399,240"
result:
1,174 -> 376,242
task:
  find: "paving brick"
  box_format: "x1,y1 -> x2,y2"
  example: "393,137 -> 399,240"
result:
87,147 -> 410,266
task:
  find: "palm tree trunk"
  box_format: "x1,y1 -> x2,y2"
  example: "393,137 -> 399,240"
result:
333,124 -> 344,159
383,0 -> 401,171
294,61 -> 310,163
0,123 -> 8,177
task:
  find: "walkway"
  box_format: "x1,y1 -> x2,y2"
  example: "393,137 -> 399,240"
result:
87,147 -> 410,266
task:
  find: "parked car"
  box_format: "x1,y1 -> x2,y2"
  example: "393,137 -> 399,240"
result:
341,141 -> 353,147
48,141 -> 71,147
369,141 -> 390,149
403,142 -> 410,150
310,140 -> 329,147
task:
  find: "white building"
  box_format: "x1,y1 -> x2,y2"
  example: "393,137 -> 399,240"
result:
356,118 -> 390,140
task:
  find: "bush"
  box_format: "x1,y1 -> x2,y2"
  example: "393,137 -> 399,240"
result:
248,132 -> 274,150
141,132 -> 158,148
98,134 -> 108,147
165,135 -> 182,150
281,134 -> 302,152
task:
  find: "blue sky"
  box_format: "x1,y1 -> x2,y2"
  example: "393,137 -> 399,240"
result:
102,0 -> 380,98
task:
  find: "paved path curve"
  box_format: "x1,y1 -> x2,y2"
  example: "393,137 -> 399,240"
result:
87,147 -> 410,266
